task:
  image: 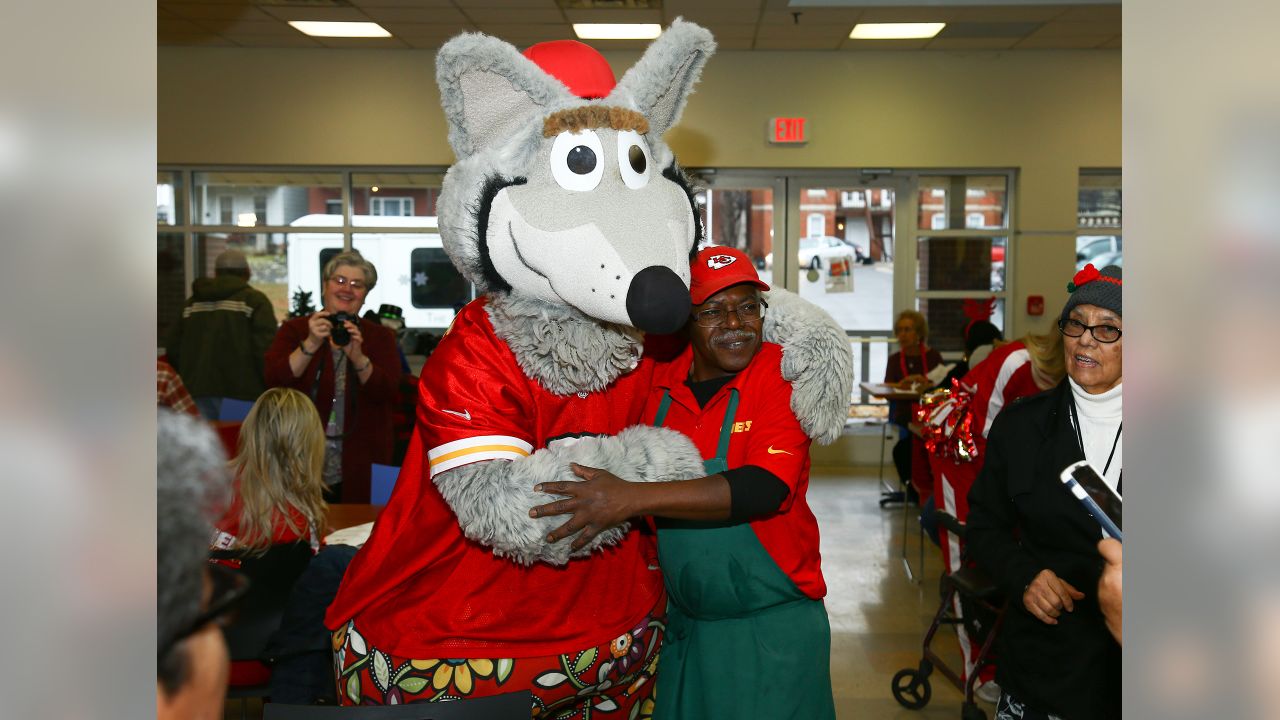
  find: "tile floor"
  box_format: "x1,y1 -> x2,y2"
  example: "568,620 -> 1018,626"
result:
811,466 -> 992,720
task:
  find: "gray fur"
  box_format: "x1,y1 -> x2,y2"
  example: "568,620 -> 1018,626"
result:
487,292 -> 644,395
606,19 -> 716,138
432,425 -> 704,565
763,287 -> 855,445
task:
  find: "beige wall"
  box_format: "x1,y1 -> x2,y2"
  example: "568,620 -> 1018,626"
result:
158,46 -> 1119,336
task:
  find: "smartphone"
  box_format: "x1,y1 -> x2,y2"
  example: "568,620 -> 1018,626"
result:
1059,460 -> 1123,542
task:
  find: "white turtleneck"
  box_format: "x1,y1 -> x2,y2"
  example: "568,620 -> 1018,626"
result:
1068,378 -> 1123,494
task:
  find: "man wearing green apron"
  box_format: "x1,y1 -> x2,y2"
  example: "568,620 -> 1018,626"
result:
532,246 -> 836,719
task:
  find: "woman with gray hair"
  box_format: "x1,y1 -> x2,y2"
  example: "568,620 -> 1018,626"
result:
965,264 -> 1122,720
265,251 -> 399,503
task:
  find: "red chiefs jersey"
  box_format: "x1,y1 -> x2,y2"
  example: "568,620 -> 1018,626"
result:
325,298 -> 664,658
643,342 -> 826,600
211,483 -> 318,552
962,340 -> 1042,440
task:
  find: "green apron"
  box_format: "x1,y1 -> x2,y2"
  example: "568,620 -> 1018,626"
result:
651,389 -> 835,720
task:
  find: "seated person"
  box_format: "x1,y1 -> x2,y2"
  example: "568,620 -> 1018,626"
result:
158,409 -> 237,720
212,387 -> 327,557
531,246 -> 835,720
885,310 -> 943,501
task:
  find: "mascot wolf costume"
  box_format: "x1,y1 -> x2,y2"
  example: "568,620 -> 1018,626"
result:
326,20 -> 853,716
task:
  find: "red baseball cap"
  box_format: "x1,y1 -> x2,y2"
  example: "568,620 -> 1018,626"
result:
689,246 -> 770,305
522,40 -> 617,99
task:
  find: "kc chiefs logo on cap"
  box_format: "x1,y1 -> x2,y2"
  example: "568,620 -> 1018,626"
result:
706,254 -> 736,270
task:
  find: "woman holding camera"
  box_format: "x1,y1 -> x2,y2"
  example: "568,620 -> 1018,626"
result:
265,251 -> 399,503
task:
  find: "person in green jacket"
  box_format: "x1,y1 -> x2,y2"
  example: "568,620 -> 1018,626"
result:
166,249 -> 278,419
532,246 -> 836,719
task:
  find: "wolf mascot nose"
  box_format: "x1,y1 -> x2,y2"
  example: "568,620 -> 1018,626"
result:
627,266 -> 691,334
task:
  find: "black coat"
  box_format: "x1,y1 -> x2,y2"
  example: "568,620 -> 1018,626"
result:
966,381 -> 1121,720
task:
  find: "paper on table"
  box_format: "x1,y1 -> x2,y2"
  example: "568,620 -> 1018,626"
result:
325,521 -> 374,547
927,363 -> 956,386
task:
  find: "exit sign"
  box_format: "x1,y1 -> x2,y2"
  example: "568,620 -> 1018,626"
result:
769,117 -> 808,144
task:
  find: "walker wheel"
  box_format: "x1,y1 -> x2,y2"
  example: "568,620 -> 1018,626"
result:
961,702 -> 988,720
891,668 -> 932,710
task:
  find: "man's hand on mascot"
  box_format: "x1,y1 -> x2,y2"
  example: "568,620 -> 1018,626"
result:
530,463 -> 638,551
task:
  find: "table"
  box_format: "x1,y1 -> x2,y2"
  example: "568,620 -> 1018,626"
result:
326,503 -> 381,534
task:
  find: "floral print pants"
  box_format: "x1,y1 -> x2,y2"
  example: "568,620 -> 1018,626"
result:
333,594 -> 666,719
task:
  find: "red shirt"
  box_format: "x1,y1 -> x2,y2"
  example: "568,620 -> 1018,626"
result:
644,342 -> 826,600
961,341 -> 1042,440
325,298 -> 664,658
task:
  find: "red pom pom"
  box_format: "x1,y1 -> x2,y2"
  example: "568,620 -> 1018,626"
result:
1069,263 -> 1100,292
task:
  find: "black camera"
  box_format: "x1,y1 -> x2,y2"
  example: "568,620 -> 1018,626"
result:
328,312 -> 359,346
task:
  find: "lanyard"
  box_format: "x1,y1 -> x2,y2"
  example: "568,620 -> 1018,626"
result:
1068,398 -> 1122,477
899,343 -> 930,378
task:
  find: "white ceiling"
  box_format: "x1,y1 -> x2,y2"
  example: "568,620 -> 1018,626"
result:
158,0 -> 1121,51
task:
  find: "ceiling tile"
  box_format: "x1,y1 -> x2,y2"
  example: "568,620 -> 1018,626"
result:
314,36 -> 411,48
472,23 -> 574,42
401,36 -> 451,48
1099,35 -> 1121,49
227,33 -> 325,47
158,33 -> 237,46
1057,5 -> 1121,22
1030,20 -> 1119,37
347,0 -> 456,6
159,18 -> 210,34
454,0 -> 563,7
258,6 -> 375,22
161,4 -> 275,21
663,6 -> 760,25
840,37 -> 931,51
693,23 -> 758,40
951,6 -> 1067,23
358,6 -> 469,23
563,8 -> 664,23
463,7 -> 566,23
939,22 -> 1041,39
200,19 -> 297,36
758,9 -> 863,26
1014,34 -> 1112,49
380,21 -> 477,38
856,7 -> 956,23
754,36 -> 837,50
925,37 -> 1019,51
715,36 -> 755,50
665,0 -> 760,8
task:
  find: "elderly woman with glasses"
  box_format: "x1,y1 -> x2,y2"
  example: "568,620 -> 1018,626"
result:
529,246 -> 836,720
965,264 -> 1122,720
265,251 -> 399,503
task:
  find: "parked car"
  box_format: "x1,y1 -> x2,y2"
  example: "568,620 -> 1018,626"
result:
1076,235 -> 1122,270
765,236 -> 863,270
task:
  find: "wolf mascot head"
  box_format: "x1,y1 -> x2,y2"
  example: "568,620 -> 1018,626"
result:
435,20 -> 713,338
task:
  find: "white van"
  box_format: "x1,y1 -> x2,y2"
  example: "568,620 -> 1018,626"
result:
287,214 -> 475,330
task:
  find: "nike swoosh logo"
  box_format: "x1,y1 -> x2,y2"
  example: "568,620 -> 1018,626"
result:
441,408 -> 471,421
767,446 -> 793,455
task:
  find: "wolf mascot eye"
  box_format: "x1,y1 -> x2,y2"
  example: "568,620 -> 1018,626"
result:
550,130 -> 604,191
617,130 -> 651,189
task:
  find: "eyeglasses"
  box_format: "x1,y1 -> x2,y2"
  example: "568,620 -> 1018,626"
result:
158,562 -> 249,659
1058,317 -> 1122,343
329,275 -> 367,292
693,299 -> 767,328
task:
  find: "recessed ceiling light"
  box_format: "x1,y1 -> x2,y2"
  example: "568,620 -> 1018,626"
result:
288,21 -> 391,38
573,23 -> 662,40
849,23 -> 946,40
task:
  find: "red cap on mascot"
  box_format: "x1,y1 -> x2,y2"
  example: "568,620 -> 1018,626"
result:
522,39 -> 617,99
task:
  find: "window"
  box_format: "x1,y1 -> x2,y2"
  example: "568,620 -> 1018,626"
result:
219,196 -> 234,225
371,196 -> 414,216
253,195 -> 268,225
1078,170 -> 1122,271
325,199 -> 342,215
807,213 -> 825,237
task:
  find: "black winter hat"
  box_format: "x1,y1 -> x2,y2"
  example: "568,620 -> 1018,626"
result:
1061,263 -> 1122,322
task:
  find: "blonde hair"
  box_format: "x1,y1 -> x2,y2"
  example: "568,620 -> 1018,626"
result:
895,309 -> 929,342
228,388 -> 327,554
1023,331 -> 1066,387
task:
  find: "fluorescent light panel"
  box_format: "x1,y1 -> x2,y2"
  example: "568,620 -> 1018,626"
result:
289,21 -> 391,38
849,22 -> 946,40
573,23 -> 662,40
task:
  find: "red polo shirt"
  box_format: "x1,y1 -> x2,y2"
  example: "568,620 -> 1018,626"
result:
643,342 -> 827,600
